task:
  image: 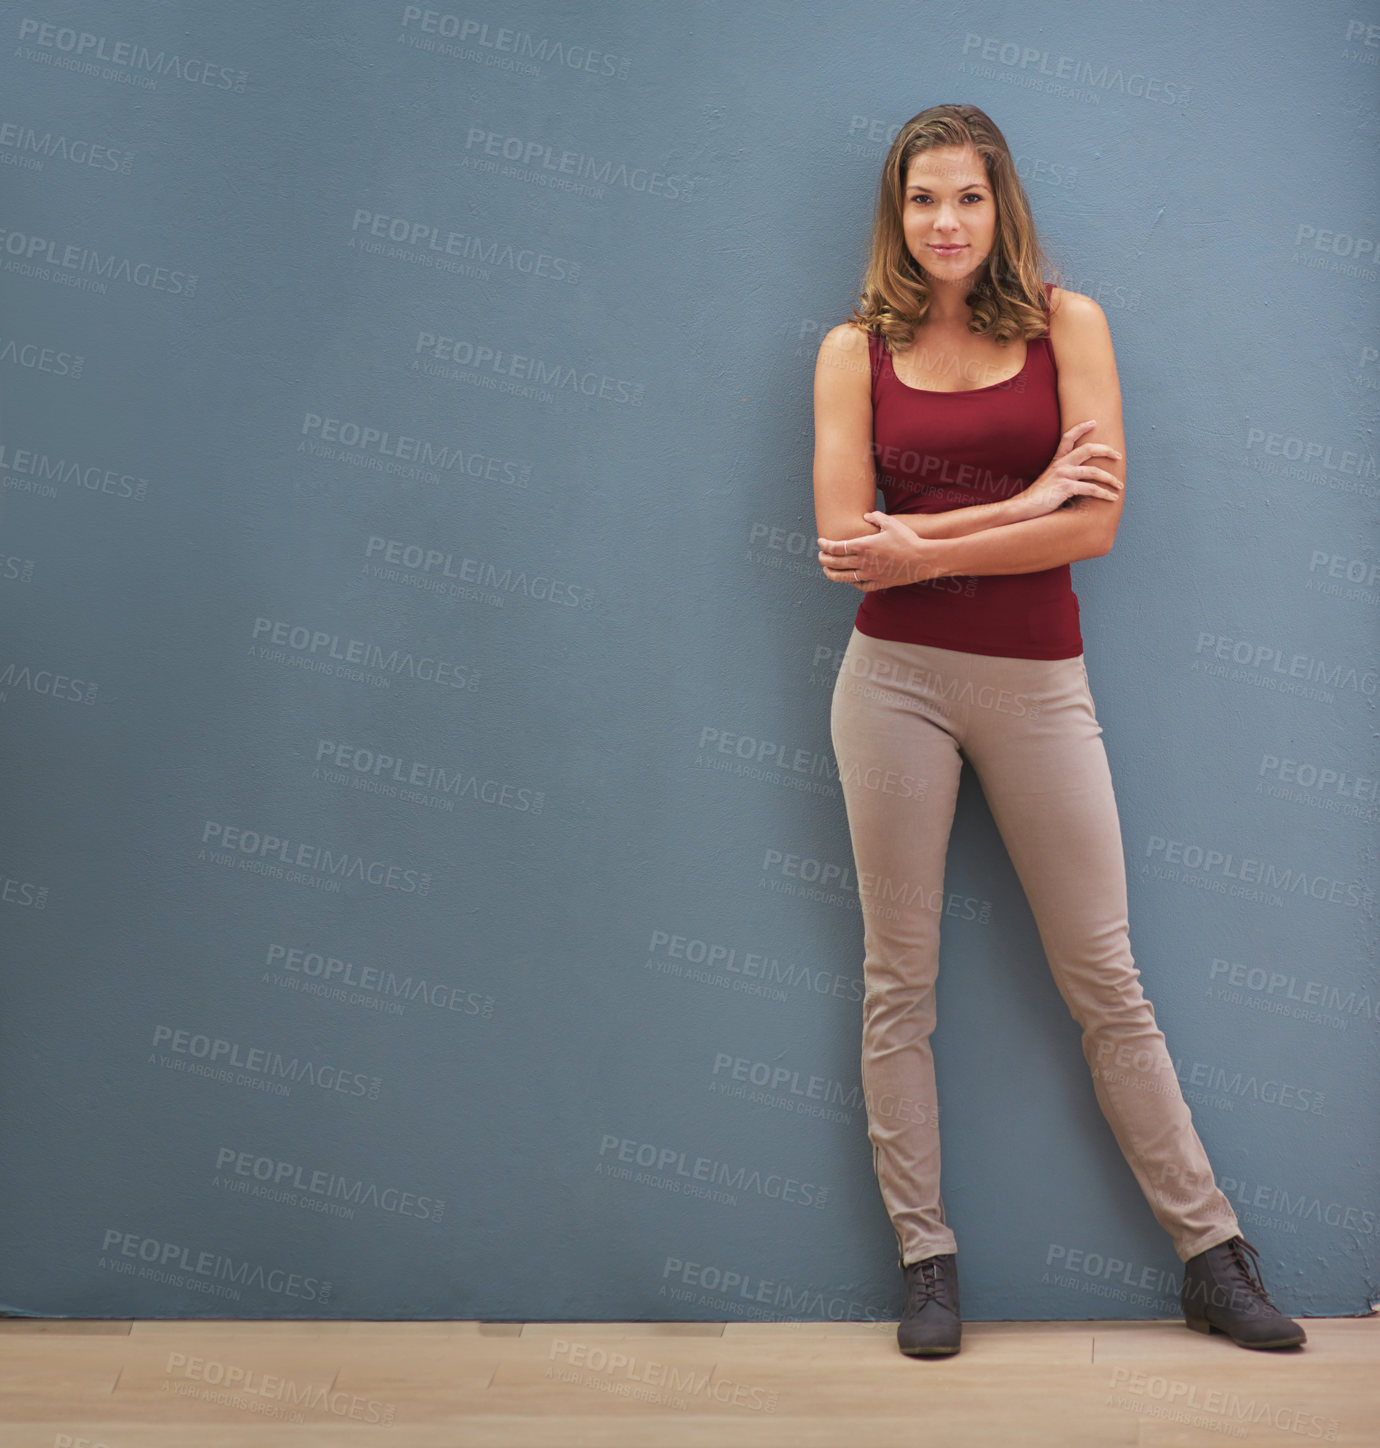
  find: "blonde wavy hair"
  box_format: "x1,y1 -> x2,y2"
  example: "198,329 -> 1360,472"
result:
848,103 -> 1064,351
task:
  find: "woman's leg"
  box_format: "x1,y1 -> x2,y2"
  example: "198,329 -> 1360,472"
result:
830,628 -> 968,1269
958,650 -> 1241,1261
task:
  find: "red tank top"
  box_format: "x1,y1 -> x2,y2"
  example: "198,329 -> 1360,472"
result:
853,280 -> 1084,660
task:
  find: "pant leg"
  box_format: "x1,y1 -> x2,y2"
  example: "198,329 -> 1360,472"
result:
958,650 -> 1241,1262
830,628 -> 968,1268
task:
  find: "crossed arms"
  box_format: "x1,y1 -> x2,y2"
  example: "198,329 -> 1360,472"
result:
811,290 -> 1127,591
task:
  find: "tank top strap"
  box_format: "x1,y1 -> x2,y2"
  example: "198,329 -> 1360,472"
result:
1039,279 -> 1056,362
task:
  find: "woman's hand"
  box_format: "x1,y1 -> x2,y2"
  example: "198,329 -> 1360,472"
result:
1010,420 -> 1123,522
818,512 -> 940,591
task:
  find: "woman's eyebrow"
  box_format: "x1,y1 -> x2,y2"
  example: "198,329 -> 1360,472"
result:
906,180 -> 990,192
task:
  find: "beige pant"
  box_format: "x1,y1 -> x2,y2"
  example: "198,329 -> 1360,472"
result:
830,626 -> 1241,1268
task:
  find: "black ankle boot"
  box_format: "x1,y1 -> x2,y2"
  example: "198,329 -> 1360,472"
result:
1181,1236 -> 1306,1349
898,1253 -> 961,1357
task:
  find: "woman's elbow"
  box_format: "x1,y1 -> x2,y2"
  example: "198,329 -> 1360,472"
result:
816,510 -> 881,543
1089,517 -> 1119,558
1074,497 -> 1120,557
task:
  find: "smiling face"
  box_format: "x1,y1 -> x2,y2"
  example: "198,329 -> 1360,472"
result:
900,143 -> 997,284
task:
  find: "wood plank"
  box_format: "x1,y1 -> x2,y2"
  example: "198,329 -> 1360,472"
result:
0,1315 -> 1369,1448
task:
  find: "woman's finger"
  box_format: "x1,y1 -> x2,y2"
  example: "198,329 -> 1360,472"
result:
1054,420 -> 1097,455
835,567 -> 873,586
1071,466 -> 1123,489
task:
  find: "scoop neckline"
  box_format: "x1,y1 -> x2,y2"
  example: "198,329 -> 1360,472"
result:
883,336 -> 1034,395
876,282 -> 1052,395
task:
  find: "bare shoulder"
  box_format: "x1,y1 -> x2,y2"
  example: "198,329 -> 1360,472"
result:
818,319 -> 872,359
816,320 -> 873,389
1045,286 -> 1115,365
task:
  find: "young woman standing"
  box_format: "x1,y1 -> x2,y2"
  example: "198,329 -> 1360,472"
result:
813,103 -> 1304,1359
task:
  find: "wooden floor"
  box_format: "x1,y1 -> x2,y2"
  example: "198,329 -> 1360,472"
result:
0,1315 -> 1374,1447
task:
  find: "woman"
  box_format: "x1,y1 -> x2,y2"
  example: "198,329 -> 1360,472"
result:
812,103 -> 1304,1359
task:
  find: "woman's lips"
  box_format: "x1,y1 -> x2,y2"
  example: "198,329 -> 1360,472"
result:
929,244 -> 966,254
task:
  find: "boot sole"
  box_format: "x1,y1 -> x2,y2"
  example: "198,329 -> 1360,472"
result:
1185,1316 -> 1306,1349
899,1343 -> 962,1357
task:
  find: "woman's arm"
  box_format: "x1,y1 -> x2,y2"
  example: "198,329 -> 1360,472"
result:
888,495 -> 1043,540
893,500 -> 1110,581
812,321 -> 883,544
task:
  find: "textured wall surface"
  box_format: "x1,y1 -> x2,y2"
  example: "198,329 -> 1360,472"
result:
0,0 -> 1375,1322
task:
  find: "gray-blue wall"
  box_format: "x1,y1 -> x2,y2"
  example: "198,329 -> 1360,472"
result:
0,0 -> 1375,1322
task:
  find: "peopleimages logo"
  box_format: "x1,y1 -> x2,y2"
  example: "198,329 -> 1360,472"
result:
710,1052 -> 864,1122
463,126 -> 694,200
314,739 -> 544,812
1106,1367 -> 1339,1440
959,32 -> 1190,105
161,1351 -> 396,1427
398,8 -> 632,80
0,223 -> 196,296
1218,1175 -> 1374,1235
214,1147 -> 444,1223
200,820 -> 432,895
597,1134 -> 828,1209
0,118 -> 134,175
0,441 -> 145,498
1,871 -> 48,908
0,657 -> 98,704
646,928 -> 864,1003
15,20 -> 249,91
363,535 -> 594,608
99,1229 -> 328,1304
298,412 -> 529,485
0,330 -> 83,377
1144,834 -> 1372,909
348,210 -> 581,281
265,942 -> 495,1019
150,1025 -> 382,1101
1207,957 -> 1377,1029
411,331 -> 646,404
1042,1243 -> 1182,1318
1172,1059 -> 1324,1116
660,1256 -> 887,1321
249,617 -> 475,690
